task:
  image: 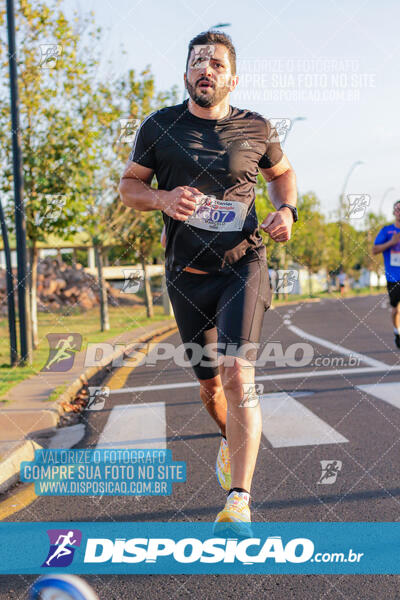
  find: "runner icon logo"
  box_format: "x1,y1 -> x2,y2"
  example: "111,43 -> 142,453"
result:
119,118 -> 140,144
267,118 -> 292,144
346,194 -> 370,219
42,529 -> 82,567
42,333 -> 82,372
122,269 -> 144,294
39,44 -> 62,68
276,270 -> 299,294
317,460 -> 342,485
87,387 -> 110,411
192,44 -> 215,69
239,383 -> 264,407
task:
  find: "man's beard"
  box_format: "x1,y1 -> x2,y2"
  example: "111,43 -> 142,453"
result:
186,78 -> 230,107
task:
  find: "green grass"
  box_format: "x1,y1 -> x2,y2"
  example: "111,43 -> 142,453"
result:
0,304 -> 174,401
47,383 -> 69,404
273,286 -> 385,305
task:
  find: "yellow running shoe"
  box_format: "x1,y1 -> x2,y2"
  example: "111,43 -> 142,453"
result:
213,492 -> 253,538
216,437 -> 231,491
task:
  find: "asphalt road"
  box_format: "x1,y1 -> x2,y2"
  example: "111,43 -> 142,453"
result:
1,294 -> 400,599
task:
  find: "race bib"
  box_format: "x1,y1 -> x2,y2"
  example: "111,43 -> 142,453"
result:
390,251 -> 400,267
185,195 -> 247,232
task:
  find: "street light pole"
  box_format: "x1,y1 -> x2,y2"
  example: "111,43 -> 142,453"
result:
339,160 -> 364,268
379,186 -> 395,215
0,198 -> 18,365
6,0 -> 32,365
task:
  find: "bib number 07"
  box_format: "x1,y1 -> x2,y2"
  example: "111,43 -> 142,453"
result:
185,195 -> 247,232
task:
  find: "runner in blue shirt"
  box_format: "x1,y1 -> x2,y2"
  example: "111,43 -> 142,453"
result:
373,200 -> 400,348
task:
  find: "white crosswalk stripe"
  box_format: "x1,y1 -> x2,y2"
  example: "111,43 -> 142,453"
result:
259,392 -> 348,448
96,402 -> 166,449
356,382 -> 400,410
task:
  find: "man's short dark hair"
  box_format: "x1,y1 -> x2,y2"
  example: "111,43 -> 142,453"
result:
394,200 -> 400,209
186,31 -> 237,74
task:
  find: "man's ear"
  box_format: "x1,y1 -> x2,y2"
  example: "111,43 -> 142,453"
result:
183,72 -> 187,89
229,74 -> 239,92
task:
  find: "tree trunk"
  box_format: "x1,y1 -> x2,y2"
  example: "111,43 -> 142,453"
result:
142,258 -> 154,318
94,243 -> 110,331
308,268 -> 313,297
29,243 -> 39,349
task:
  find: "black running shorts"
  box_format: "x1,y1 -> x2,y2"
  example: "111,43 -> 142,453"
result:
387,281 -> 400,307
166,254 -> 271,380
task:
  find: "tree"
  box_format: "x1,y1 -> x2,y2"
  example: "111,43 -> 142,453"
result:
286,193 -> 326,296
0,0 -> 104,345
0,1 -> 178,338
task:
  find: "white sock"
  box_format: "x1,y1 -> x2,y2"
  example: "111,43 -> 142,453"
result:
228,490 -> 250,505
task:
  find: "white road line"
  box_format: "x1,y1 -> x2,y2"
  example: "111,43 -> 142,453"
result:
96,402 -> 166,449
259,392 -> 348,448
356,382 -> 400,410
288,324 -> 389,369
255,366 -> 400,381
109,365 -> 400,394
110,382 -> 200,393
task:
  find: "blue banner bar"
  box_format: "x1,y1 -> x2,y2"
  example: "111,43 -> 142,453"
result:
0,522 -> 399,574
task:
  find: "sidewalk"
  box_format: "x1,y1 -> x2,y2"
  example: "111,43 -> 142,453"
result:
0,318 -> 176,494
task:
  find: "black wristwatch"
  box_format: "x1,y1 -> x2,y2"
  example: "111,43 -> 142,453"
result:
278,203 -> 298,223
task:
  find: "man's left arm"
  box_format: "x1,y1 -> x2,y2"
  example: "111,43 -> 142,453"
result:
259,154 -> 297,243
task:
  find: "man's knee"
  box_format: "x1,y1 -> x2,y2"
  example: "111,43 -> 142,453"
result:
219,358 -> 249,393
199,377 -> 223,400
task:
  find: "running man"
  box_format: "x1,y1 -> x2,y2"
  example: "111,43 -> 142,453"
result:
45,531 -> 77,566
45,335 -> 77,370
373,200 -> 400,349
119,31 -> 298,535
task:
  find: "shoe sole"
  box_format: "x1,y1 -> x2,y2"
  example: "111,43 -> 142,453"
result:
213,519 -> 253,539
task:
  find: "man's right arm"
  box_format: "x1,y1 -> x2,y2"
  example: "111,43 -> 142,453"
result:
118,160 -> 200,221
372,239 -> 396,255
372,229 -> 400,255
118,161 -> 164,210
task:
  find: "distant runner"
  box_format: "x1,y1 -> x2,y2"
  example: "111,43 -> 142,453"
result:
119,30 -> 298,536
373,200 -> 400,349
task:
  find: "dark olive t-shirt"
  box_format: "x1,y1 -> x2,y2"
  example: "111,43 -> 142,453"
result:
129,99 -> 283,272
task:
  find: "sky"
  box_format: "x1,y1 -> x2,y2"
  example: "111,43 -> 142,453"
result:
64,0 -> 400,221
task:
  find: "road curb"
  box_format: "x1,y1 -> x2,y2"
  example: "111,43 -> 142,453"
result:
54,320 -> 177,416
0,440 -> 42,495
0,320 -> 177,497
